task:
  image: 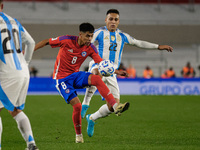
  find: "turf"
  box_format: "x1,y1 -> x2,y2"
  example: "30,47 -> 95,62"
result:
1,95 -> 200,150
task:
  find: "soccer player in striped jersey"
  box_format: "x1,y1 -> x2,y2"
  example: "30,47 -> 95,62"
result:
82,9 -> 173,137
0,0 -> 39,149
34,23 -> 129,143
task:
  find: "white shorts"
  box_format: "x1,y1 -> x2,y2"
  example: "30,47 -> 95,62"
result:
89,60 -> 120,99
0,76 -> 29,111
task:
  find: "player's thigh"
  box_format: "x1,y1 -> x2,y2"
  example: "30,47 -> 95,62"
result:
56,80 -> 76,104
17,76 -> 29,107
74,72 -> 92,88
105,76 -> 120,99
0,78 -> 24,107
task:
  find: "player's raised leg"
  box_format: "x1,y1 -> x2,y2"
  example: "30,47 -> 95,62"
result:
88,74 -> 129,114
86,74 -> 129,136
81,86 -> 97,118
81,64 -> 99,119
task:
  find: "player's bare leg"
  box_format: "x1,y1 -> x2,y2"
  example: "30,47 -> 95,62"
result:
70,97 -> 83,143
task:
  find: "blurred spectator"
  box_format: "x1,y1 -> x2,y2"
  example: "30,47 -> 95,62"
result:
198,65 -> 200,77
30,66 -> 38,77
161,71 -> 168,78
126,64 -> 136,78
161,67 -> 176,78
143,66 -> 153,79
167,67 -> 176,78
117,63 -> 126,78
181,62 -> 195,78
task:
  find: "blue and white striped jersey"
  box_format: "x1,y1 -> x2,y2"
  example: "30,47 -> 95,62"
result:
92,26 -> 136,70
0,12 -> 35,78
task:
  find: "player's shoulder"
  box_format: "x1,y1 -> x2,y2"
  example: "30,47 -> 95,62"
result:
116,28 -> 127,35
0,12 -> 17,23
117,28 -> 132,38
0,12 -> 24,30
94,26 -> 107,33
59,35 -> 78,41
89,43 -> 98,53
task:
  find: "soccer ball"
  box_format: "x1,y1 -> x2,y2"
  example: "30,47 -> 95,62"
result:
98,60 -> 115,77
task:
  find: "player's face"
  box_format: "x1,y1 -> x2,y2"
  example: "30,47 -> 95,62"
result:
105,13 -> 120,32
79,31 -> 93,46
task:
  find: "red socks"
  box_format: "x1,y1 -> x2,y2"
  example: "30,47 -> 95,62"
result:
91,75 -> 116,107
72,103 -> 82,135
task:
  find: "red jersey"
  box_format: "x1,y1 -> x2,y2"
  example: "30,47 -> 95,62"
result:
49,35 -> 103,79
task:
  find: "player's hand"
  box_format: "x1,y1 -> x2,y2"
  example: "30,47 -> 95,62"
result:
115,70 -> 128,77
158,45 -> 173,52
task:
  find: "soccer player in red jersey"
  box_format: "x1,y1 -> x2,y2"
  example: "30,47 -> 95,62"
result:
34,23 -> 129,143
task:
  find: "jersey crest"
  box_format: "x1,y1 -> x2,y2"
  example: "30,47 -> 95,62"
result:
81,51 -> 87,57
111,36 -> 115,41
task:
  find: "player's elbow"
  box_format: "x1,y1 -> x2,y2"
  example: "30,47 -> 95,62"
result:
26,38 -> 35,48
29,39 -> 36,47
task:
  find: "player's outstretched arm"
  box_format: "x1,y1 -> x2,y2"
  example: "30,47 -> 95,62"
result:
132,39 -> 173,52
115,69 -> 129,77
34,39 -> 49,51
158,45 -> 173,52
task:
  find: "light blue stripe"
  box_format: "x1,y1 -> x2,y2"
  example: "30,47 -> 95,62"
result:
97,31 -> 104,58
109,32 -> 116,63
28,135 -> 34,142
118,33 -> 126,69
89,63 -> 98,72
1,13 -> 22,70
0,26 -> 6,63
122,33 -> 130,44
14,18 -> 23,52
16,103 -> 25,110
0,84 -> 15,111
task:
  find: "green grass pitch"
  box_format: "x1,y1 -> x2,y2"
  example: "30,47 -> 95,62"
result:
1,95 -> 200,150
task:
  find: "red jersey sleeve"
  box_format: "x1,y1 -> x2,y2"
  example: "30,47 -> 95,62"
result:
49,37 -> 62,48
90,44 -> 103,63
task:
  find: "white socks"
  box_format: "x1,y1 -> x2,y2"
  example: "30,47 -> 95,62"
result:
14,112 -> 35,147
91,104 -> 112,121
82,86 -> 97,105
112,103 -> 118,111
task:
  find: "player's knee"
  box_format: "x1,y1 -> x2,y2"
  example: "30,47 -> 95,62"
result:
73,103 -> 82,112
9,108 -> 22,117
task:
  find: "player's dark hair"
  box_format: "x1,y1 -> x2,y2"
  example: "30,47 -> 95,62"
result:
0,0 -> 3,3
106,9 -> 120,15
79,23 -> 94,33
